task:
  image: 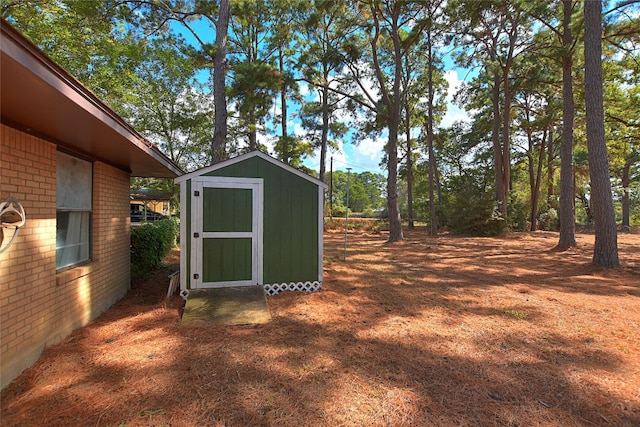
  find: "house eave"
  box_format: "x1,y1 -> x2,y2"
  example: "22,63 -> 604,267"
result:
0,20 -> 183,178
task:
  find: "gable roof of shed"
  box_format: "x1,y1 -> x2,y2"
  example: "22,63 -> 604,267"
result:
175,150 -> 328,189
0,19 -> 183,178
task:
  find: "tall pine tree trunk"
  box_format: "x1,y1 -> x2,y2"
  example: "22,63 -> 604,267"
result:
248,113 -> 257,151
387,130 -> 403,242
557,0 -> 577,247
279,47 -> 289,164
386,73 -> 403,241
427,29 -> 437,235
501,65 -> 512,218
584,0 -> 619,267
319,81 -> 330,183
211,0 -> 230,163
527,132 -> 536,231
403,57 -> 414,230
547,125 -> 556,210
406,132 -> 414,230
621,159 -> 631,231
529,128 -> 547,232
436,162 -> 444,222
491,69 -> 505,212
370,3 -> 403,242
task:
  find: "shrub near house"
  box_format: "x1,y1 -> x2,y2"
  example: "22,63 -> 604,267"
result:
131,218 -> 179,280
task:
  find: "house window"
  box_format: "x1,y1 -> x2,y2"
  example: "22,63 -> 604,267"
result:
56,152 -> 92,269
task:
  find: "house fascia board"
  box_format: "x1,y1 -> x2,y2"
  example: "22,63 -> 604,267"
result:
0,20 -> 183,178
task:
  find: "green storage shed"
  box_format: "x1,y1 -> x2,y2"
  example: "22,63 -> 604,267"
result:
175,151 -> 328,296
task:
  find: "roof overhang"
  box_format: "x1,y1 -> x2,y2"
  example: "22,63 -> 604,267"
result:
0,20 -> 183,178
130,189 -> 173,201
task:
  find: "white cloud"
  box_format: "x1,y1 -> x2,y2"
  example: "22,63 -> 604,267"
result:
271,96 -> 282,120
354,135 -> 385,162
439,70 -> 471,128
299,81 -> 310,97
441,108 -> 470,128
330,60 -> 379,125
342,61 -> 380,103
329,141 -> 348,168
299,81 -> 320,103
289,121 -> 302,136
276,66 -> 470,175
303,139 -> 348,175
444,70 -> 462,98
256,131 -> 276,154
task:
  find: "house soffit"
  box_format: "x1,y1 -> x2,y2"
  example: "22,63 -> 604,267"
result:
0,20 -> 183,178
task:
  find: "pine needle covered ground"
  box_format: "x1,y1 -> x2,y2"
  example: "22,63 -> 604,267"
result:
2,230 -> 639,426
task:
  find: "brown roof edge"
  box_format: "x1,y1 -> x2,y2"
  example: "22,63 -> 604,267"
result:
0,19 -> 184,178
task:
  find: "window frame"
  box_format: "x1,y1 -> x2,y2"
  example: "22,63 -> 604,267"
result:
55,151 -> 93,271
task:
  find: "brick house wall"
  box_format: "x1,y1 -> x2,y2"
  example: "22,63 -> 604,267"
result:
0,124 -> 131,388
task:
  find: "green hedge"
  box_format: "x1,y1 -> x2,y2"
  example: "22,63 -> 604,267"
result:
445,174 -> 507,236
131,217 -> 179,280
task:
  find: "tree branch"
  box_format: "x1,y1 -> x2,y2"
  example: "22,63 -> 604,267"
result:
605,113 -> 640,128
604,0 -> 640,16
298,76 -> 377,113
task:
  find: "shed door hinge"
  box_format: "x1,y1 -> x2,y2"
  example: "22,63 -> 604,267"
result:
194,190 -> 200,196
193,232 -> 199,238
193,273 -> 199,279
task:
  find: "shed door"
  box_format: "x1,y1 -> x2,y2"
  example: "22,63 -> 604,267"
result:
191,177 -> 263,288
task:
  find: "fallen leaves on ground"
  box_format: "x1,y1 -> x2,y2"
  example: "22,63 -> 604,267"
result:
2,230 -> 639,426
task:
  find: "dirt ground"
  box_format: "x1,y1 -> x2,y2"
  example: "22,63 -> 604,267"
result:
1,230 -> 639,427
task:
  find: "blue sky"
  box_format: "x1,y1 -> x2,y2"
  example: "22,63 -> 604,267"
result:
295,67 -> 471,177
173,19 -> 471,177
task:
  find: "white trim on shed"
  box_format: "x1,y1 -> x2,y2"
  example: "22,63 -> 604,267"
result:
175,150 -> 328,190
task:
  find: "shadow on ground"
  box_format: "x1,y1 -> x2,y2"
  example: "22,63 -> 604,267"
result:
1,233 -> 639,426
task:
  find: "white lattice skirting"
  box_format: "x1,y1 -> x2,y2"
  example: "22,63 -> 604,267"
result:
263,281 -> 322,296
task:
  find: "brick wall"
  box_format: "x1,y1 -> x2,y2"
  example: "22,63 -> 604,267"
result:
90,161 -> 131,313
0,124 -> 131,388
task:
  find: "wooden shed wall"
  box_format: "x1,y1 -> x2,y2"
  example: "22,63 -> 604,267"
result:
201,156 -> 319,285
